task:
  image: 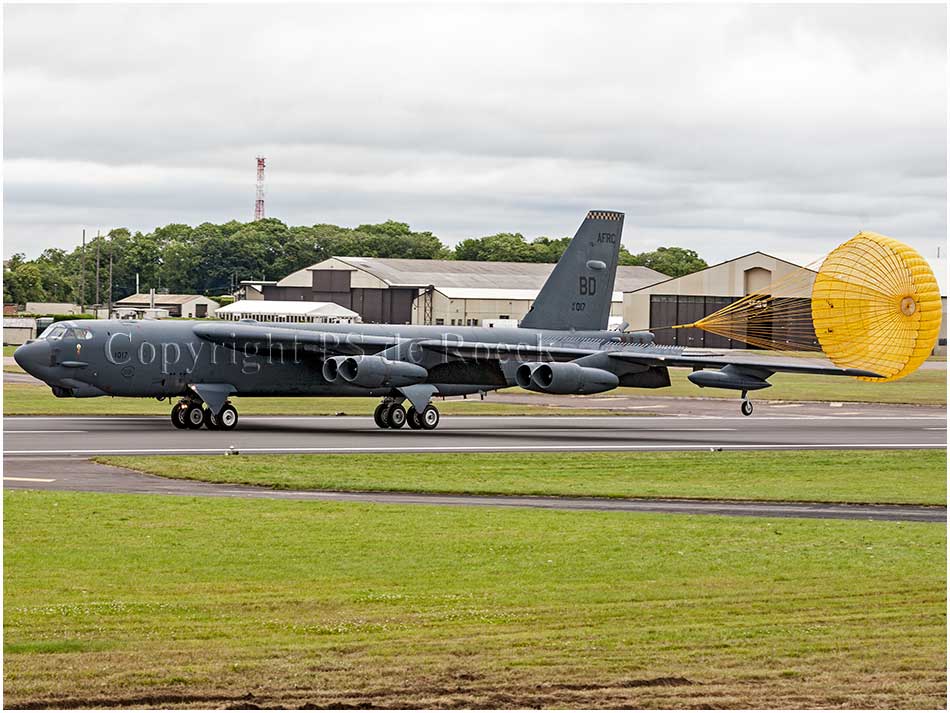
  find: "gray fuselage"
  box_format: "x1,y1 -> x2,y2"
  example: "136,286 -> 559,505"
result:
14,318 -> 652,401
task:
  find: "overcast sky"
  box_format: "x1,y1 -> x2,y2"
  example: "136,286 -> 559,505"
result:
4,3 -> 947,266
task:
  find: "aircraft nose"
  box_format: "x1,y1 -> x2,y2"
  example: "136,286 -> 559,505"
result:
13,340 -> 50,377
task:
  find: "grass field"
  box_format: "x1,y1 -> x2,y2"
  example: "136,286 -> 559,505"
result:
4,345 -> 18,356
102,449 -> 948,506
4,490 -> 945,709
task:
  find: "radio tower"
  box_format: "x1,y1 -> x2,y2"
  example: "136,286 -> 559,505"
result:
254,156 -> 266,221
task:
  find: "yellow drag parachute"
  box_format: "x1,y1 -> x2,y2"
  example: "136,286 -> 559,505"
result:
670,232 -> 942,381
811,232 -> 942,381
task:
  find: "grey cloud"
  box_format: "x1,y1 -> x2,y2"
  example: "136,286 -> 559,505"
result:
3,3 -> 946,263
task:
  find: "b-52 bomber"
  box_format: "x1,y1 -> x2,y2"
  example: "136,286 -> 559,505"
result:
15,210 -> 880,431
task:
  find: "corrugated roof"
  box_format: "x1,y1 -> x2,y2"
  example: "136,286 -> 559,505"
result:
216,300 -> 358,317
116,293 -> 217,306
304,257 -> 666,291
435,287 -> 625,302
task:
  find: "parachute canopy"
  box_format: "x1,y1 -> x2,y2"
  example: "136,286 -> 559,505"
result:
811,232 -> 942,382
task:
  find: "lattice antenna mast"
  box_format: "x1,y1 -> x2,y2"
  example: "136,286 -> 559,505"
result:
254,156 -> 266,221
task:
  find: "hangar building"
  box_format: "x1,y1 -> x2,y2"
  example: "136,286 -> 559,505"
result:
259,257 -> 667,326
623,252 -> 817,349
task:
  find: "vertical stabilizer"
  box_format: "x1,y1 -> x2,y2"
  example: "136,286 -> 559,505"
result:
520,210 -> 625,331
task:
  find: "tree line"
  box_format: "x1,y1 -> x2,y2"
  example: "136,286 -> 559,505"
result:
3,218 -> 706,306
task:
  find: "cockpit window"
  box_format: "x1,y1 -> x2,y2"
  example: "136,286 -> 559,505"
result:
65,327 -> 94,340
43,324 -> 67,340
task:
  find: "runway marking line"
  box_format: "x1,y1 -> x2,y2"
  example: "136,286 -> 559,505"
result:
3,476 -> 56,483
4,443 -> 944,456
6,430 -> 87,434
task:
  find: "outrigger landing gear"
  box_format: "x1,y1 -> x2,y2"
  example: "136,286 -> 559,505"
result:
170,398 -> 239,430
740,390 -> 754,417
374,399 -> 440,430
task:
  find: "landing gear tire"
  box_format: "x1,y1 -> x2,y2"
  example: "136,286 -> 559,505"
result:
217,404 -> 239,431
204,408 -> 221,430
373,403 -> 390,429
184,404 -> 206,429
171,402 -> 188,429
205,403 -> 239,430
407,408 -> 423,430
387,404 -> 407,429
420,405 -> 440,430
740,400 -> 753,417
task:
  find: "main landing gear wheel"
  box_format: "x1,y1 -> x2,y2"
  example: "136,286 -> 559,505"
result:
204,403 -> 239,431
407,408 -> 423,429
420,405 -> 440,430
217,403 -> 239,430
171,402 -> 188,429
740,400 -> 754,417
387,404 -> 407,429
183,403 -> 206,429
373,403 -> 390,428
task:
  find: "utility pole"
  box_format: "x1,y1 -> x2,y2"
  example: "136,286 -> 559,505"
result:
95,231 -> 101,309
136,272 -> 140,295
79,229 -> 86,313
107,234 -> 114,319
254,156 -> 266,221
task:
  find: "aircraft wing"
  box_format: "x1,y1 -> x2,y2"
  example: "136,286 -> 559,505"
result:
604,349 -> 883,378
416,337 -> 881,378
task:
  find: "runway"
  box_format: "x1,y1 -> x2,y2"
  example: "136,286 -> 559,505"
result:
3,413 -> 946,455
4,413 -> 945,522
3,456 -> 944,522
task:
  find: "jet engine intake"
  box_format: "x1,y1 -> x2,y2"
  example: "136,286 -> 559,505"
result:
328,355 -> 428,388
515,361 -> 619,395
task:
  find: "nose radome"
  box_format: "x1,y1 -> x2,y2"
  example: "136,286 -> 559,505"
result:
13,340 -> 50,376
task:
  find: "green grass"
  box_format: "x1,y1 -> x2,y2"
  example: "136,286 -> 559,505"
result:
4,345 -> 18,356
4,490 -> 945,708
102,450 -> 948,506
1,383 -> 619,417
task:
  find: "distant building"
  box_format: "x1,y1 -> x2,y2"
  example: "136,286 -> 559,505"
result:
262,257 -> 666,326
216,299 -> 359,324
24,302 -> 83,315
113,294 -> 220,318
3,317 -> 36,345
236,281 -> 273,301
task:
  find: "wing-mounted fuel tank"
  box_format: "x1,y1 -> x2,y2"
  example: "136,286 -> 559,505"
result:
687,364 -> 772,391
515,362 -> 619,395
322,355 -> 428,388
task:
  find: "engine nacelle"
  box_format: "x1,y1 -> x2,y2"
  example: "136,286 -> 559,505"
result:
323,355 -> 428,388
515,361 -> 619,395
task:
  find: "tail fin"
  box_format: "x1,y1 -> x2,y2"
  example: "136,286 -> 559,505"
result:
520,210 -> 624,331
